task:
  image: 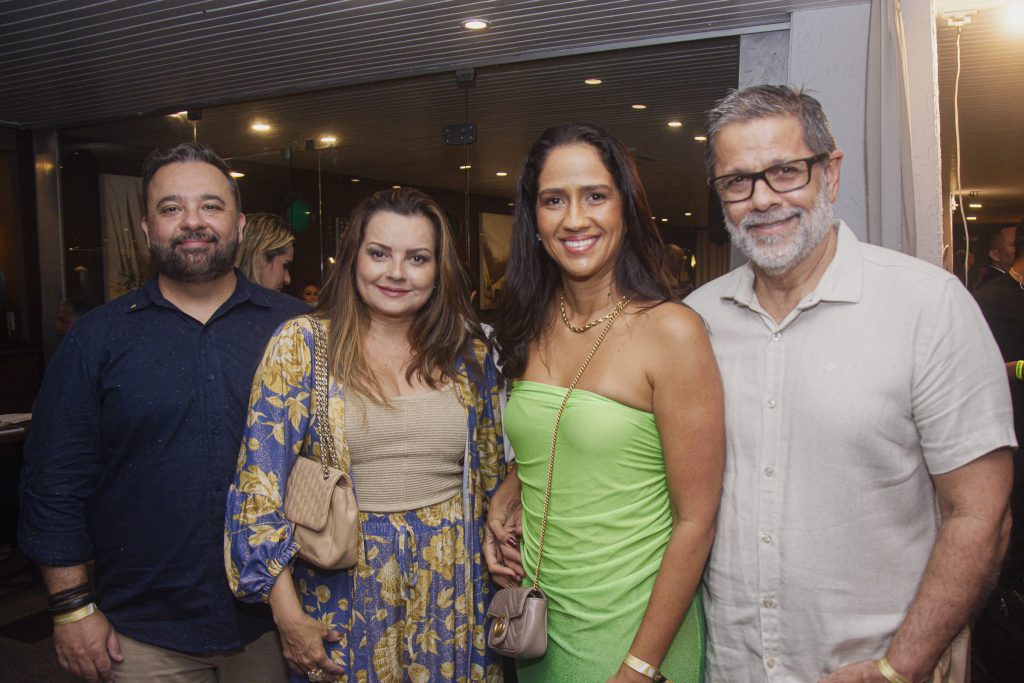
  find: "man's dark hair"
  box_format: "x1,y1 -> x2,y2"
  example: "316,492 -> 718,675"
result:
141,142 -> 240,212
1014,218 -> 1024,257
61,296 -> 98,318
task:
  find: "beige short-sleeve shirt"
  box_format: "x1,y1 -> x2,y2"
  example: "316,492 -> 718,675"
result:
685,221 -> 1015,681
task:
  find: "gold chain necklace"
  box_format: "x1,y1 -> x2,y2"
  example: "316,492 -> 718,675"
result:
1010,267 -> 1024,290
559,292 -> 630,333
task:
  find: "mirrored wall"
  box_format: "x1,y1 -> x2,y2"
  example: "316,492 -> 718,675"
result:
56,38 -> 740,314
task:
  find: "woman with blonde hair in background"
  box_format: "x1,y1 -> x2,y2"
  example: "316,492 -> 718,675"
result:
226,187 -> 507,682
236,212 -> 295,291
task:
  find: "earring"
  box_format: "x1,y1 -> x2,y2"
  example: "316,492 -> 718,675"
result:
536,233 -> 542,243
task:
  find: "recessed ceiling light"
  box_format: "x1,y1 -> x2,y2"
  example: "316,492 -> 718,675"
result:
667,121 -> 683,128
229,171 -> 245,179
661,218 -> 669,223
351,178 -> 361,183
966,216 -> 977,221
584,78 -> 603,86
459,164 -> 472,170
684,212 -> 692,217
507,202 -> 514,207
496,171 -> 508,177
693,135 -> 707,142
320,136 -> 338,144
251,122 -> 271,132
392,185 -> 401,189
650,216 -> 656,220
631,104 -> 647,110
968,203 -> 982,208
462,18 -> 489,30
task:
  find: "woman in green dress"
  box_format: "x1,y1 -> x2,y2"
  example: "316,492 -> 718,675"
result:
484,123 -> 724,682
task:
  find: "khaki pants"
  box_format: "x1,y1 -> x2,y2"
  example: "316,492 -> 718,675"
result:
112,629 -> 288,682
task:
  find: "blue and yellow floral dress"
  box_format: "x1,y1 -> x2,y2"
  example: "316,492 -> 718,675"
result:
225,317 -> 506,682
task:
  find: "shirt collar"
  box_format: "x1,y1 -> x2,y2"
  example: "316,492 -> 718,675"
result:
721,220 -> 863,310
127,269 -> 272,314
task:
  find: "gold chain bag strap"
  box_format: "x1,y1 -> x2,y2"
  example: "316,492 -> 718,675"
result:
487,300 -> 628,658
283,316 -> 359,570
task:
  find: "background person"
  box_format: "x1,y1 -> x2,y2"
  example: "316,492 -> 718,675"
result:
300,282 -> 319,305
235,212 -> 295,292
54,296 -> 98,340
485,122 -> 724,682
225,187 -> 507,682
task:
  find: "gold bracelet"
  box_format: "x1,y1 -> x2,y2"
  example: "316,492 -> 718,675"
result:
877,656 -> 911,683
52,602 -> 96,626
623,653 -> 669,682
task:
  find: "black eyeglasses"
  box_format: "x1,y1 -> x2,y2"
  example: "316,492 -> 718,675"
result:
710,153 -> 830,203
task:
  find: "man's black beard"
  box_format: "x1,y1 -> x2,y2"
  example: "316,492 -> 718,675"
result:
149,230 -> 239,284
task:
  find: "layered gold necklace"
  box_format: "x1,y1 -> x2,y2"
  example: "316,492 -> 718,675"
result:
559,292 -> 630,333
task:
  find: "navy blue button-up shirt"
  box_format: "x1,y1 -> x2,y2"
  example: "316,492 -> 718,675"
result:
19,272 -> 308,654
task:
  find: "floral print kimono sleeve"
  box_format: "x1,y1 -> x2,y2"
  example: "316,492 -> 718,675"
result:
225,317 -> 313,603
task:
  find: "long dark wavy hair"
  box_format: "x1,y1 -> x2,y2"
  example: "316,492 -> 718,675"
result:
313,187 -> 484,401
493,122 -> 676,379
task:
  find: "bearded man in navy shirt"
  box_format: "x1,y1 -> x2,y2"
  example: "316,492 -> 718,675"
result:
20,143 -> 306,682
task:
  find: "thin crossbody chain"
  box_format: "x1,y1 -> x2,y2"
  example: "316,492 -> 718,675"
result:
309,316 -> 342,478
530,299 -> 630,590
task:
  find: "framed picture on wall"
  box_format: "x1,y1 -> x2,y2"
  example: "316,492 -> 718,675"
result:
479,212 -> 513,310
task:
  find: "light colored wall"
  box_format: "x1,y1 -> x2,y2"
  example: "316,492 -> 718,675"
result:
789,3 -> 872,241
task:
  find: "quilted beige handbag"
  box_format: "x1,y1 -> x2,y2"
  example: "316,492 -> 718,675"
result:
283,316 -> 358,571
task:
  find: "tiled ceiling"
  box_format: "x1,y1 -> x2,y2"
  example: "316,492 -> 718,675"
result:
1,0 -> 861,129
2,0 -> 1020,231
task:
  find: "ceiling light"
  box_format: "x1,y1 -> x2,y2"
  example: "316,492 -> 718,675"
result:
661,218 -> 669,223
459,164 -> 472,170
968,203 -> 982,209
392,185 -> 401,189
667,121 -> 683,128
327,257 -> 336,264
1007,4 -> 1024,30
320,136 -> 338,144
251,122 -> 271,132
229,171 -> 245,179
684,212 -> 692,217
462,18 -> 489,30
584,78 -> 603,86
351,178 -> 361,183
507,202 -> 514,207
690,255 -> 697,268
496,171 -> 508,177
966,216 -> 977,221
631,104 -> 647,110
169,110 -> 188,118
693,135 -> 707,142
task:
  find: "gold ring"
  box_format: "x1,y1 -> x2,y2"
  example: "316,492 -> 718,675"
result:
307,666 -> 324,682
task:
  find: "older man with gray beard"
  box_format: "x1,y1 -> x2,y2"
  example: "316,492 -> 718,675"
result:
685,86 -> 1014,683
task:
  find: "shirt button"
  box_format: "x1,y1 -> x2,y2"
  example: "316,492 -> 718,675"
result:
766,398 -> 776,408
764,466 -> 774,477
766,658 -> 777,669
771,332 -> 781,341
761,533 -> 772,544
762,598 -> 775,608
207,373 -> 215,381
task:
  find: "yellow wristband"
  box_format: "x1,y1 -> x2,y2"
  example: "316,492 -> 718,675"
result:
1015,360 -> 1023,381
623,653 -> 670,682
877,656 -> 911,683
52,602 -> 96,625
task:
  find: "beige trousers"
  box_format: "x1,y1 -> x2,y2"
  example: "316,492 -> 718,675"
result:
111,629 -> 288,682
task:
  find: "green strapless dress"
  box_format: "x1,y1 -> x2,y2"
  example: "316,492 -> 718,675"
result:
505,381 -> 705,682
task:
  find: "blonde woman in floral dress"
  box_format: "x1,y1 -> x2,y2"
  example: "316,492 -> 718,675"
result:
225,188 -> 506,682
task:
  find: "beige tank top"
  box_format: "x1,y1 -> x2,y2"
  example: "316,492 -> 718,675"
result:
345,386 -> 467,513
